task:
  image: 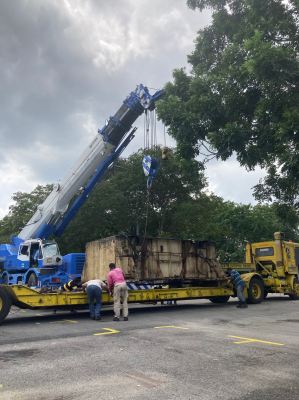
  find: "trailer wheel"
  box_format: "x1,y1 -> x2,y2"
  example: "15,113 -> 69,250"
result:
209,296 -> 230,304
0,287 -> 12,324
247,277 -> 264,304
26,272 -> 38,287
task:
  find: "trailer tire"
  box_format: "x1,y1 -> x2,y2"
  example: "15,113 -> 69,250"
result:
26,272 -> 38,287
247,277 -> 264,304
209,296 -> 230,304
0,287 -> 12,324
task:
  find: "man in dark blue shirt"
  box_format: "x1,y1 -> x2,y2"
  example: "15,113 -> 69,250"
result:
227,268 -> 248,308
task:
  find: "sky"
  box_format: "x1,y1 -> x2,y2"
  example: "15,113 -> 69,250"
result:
0,0 -> 265,219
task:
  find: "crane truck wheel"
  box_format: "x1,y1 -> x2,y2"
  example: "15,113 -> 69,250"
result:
0,287 -> 12,324
247,277 -> 264,304
209,296 -> 230,304
26,272 -> 38,287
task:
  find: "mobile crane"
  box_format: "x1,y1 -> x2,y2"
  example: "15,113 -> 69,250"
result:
0,84 -> 163,288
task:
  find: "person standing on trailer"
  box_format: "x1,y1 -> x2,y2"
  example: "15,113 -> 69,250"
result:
107,263 -> 129,321
82,279 -> 108,320
227,268 -> 248,308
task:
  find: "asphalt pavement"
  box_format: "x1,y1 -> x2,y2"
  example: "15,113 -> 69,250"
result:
1,295 -> 299,400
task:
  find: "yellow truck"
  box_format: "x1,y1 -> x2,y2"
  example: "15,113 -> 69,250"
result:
233,231 -> 299,302
0,232 -> 298,324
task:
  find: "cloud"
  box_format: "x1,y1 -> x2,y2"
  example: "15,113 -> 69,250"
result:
205,157 -> 266,204
0,0 -> 210,217
0,0 -> 265,220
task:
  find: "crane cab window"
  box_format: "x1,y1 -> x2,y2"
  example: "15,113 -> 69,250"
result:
19,245 -> 29,256
30,243 -> 42,260
255,247 -> 274,257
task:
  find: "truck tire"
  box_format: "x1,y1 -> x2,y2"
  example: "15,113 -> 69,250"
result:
209,296 -> 230,304
26,272 -> 38,287
0,287 -> 12,324
247,277 -> 264,304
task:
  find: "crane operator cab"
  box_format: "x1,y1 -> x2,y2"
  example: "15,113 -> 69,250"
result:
17,239 -> 63,287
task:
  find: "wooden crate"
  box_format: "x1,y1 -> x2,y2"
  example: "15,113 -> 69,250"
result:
82,236 -> 225,282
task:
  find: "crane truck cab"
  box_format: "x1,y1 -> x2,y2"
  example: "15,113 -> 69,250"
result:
0,238 -> 66,287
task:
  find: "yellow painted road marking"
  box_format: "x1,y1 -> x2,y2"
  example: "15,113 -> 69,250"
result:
228,335 -> 284,346
94,328 -> 120,336
154,325 -> 189,330
50,319 -> 78,324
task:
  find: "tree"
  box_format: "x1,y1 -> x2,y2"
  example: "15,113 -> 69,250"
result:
157,0 -> 299,207
0,185 -> 53,243
58,147 -> 206,253
169,194 -> 299,261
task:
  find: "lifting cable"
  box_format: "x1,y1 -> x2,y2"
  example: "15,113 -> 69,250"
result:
144,109 -> 158,149
141,188 -> 151,250
141,107 -> 163,248
141,155 -> 159,249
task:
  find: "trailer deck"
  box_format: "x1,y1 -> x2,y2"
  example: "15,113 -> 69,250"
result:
0,284 -> 233,324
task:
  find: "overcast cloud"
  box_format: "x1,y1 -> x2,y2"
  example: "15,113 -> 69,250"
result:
0,0 -> 265,218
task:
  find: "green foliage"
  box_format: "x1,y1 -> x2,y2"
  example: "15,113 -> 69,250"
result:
168,194 -> 299,261
57,147 -> 206,253
0,185 -> 53,242
158,0 -> 299,207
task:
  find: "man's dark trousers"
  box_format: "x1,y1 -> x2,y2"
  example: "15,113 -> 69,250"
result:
86,285 -> 102,319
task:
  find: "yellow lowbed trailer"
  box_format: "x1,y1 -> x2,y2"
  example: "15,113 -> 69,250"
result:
0,284 -> 235,324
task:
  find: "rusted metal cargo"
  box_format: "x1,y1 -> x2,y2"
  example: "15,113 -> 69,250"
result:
82,236 -> 226,283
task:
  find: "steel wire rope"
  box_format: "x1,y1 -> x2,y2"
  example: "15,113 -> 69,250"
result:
140,189 -> 151,252
154,109 -> 157,147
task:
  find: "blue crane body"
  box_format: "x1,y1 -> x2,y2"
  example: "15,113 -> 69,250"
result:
0,84 -> 163,287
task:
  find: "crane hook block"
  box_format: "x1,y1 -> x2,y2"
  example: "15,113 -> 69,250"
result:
142,155 -> 159,189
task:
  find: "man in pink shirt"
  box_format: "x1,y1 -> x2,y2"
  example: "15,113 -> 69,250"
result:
107,263 -> 128,321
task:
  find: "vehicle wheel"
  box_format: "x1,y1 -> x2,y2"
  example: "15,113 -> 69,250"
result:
209,296 -> 230,304
26,272 -> 38,287
247,277 -> 264,304
1,272 -> 9,285
0,287 -> 12,324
